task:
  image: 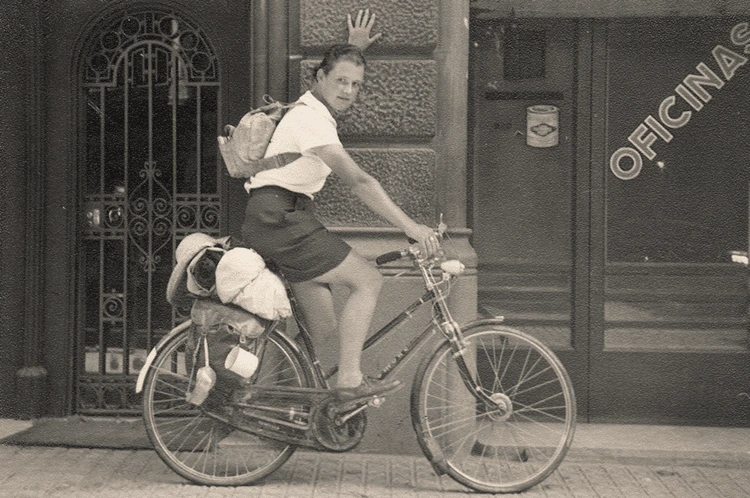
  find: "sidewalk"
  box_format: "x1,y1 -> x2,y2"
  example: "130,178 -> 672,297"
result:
1,419 -> 749,497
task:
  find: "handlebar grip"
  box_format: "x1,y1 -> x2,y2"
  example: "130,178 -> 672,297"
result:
376,251 -> 404,265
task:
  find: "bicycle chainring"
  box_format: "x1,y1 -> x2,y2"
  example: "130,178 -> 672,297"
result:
311,400 -> 367,452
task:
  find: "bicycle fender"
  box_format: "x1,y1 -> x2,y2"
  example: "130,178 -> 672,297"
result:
463,317 -> 505,328
135,320 -> 193,394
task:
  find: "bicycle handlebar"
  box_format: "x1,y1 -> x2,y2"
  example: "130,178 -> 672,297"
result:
375,250 -> 407,266
374,220 -> 448,267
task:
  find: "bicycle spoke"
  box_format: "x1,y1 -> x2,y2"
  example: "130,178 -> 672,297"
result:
509,353 -> 545,396
143,329 -> 308,485
153,368 -> 190,383
508,347 -> 533,398
512,404 -> 569,425
514,389 -> 567,412
508,365 -> 558,398
414,325 -> 575,494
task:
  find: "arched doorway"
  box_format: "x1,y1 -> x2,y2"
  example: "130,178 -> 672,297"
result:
75,8 -> 222,413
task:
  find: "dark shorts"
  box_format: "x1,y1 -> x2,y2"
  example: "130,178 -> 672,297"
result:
241,185 -> 352,283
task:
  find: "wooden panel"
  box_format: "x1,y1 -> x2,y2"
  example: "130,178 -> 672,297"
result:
470,19 -> 575,267
590,351 -> 750,426
590,17 -> 750,426
471,0 -> 750,18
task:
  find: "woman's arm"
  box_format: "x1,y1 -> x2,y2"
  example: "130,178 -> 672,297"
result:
310,144 -> 439,254
347,9 -> 382,50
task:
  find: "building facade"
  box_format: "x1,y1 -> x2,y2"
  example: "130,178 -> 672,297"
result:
1,0 -> 748,454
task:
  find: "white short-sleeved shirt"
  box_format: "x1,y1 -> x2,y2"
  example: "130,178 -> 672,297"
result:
244,91 -> 340,197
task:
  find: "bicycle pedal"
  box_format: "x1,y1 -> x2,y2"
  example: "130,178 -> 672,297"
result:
327,393 -> 387,411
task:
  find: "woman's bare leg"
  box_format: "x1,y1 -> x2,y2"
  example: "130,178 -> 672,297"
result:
291,250 -> 383,388
289,280 -> 339,372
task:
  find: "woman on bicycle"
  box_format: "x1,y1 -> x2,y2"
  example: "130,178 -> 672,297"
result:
241,43 -> 439,400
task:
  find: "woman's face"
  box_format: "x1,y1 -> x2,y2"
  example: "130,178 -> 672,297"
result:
316,60 -> 365,112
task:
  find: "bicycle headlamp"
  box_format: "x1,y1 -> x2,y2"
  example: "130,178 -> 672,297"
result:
440,260 -> 464,276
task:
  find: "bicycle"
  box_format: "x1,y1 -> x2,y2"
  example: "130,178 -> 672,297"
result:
135,223 -> 576,493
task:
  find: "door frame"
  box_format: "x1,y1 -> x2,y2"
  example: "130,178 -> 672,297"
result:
468,17 -> 592,419
588,18 -> 750,426
42,0 -> 261,416
469,16 -> 750,425
569,19 -> 600,422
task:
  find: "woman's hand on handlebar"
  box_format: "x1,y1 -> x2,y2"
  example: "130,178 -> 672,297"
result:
405,223 -> 440,257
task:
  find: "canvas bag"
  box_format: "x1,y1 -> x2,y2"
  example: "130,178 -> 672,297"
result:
217,96 -> 302,178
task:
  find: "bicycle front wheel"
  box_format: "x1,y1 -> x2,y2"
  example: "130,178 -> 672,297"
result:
411,322 -> 576,493
142,326 -> 311,486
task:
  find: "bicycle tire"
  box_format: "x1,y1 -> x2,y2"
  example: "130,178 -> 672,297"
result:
142,325 -> 312,486
411,321 -> 576,493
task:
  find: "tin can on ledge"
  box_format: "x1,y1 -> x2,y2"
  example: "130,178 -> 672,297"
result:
526,105 -> 559,147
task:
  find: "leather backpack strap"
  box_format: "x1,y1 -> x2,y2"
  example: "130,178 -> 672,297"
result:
269,152 -> 303,168
251,152 -> 302,173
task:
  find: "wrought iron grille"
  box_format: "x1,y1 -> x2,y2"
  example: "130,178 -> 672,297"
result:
78,9 -> 221,413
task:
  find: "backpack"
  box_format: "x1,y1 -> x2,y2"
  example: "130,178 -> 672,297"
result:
217,96 -> 302,179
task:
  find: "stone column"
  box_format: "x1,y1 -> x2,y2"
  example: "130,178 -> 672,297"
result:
0,0 -> 47,419
17,0 -> 48,419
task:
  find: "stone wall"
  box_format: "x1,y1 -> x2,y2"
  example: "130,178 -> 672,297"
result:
296,0 -> 440,227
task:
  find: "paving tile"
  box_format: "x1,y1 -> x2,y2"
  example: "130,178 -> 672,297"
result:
629,466 -> 680,498
556,464 -> 601,498
0,446 -> 44,481
339,457 -> 365,496
547,467 -> 586,496
3,443 -> 750,498
653,467 -> 704,498
700,467 -> 750,498
582,464 -> 627,497
203,486 -> 241,497
76,449 -> 137,490
673,466 -> 733,498
3,492 -> 57,498
363,458 -> 389,496
723,468 -> 750,497
600,466 -> 652,498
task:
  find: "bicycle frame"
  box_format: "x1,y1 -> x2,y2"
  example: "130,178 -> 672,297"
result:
137,253 -> 497,413
289,254 -> 499,408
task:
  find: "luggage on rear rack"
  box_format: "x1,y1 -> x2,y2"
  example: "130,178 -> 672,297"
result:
165,232 -> 291,400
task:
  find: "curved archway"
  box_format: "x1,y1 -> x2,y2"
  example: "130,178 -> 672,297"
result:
76,7 -> 222,413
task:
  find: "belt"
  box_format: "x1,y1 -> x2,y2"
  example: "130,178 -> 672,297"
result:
249,185 -> 312,209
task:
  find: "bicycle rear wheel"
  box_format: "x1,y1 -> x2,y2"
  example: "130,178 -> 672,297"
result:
411,322 -> 576,493
142,326 -> 311,486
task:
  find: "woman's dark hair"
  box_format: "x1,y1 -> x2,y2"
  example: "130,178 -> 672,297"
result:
314,44 -> 366,79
